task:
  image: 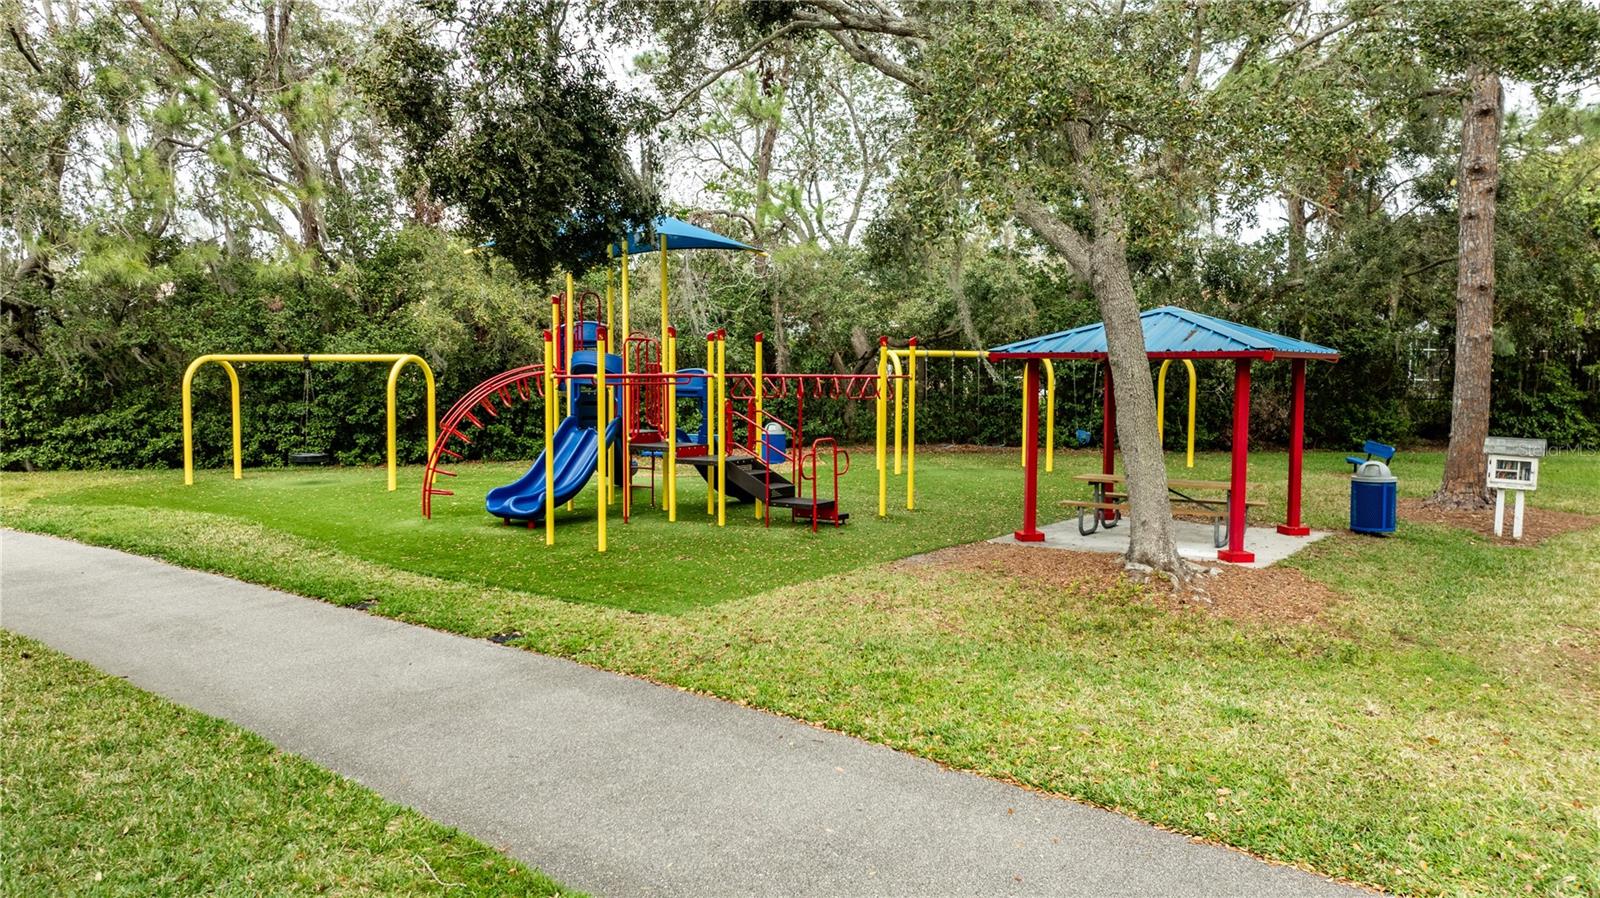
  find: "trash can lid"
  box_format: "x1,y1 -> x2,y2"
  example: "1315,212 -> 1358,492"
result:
1352,460 -> 1396,483
764,422 -> 785,434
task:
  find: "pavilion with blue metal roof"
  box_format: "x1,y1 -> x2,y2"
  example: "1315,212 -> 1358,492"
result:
988,306 -> 1340,361
987,306 -> 1340,563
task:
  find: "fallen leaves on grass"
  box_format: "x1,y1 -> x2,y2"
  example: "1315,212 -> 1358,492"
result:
1399,498 -> 1600,546
901,543 -> 1342,628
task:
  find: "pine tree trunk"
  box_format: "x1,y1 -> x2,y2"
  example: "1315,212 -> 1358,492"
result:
1430,68 -> 1501,510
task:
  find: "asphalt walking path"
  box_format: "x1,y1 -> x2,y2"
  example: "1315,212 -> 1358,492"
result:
3,530 -> 1368,897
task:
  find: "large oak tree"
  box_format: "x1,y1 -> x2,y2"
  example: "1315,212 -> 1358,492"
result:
668,0 -> 1386,578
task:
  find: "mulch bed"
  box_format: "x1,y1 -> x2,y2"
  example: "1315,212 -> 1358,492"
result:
1397,497 -> 1600,546
900,543 -> 1341,628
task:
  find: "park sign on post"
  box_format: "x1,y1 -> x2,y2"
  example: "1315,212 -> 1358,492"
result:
1483,436 -> 1547,540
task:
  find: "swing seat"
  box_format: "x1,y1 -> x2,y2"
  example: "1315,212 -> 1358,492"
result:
1075,428 -> 1094,447
289,451 -> 332,466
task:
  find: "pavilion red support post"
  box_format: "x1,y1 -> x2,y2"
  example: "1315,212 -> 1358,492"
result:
1218,358 -> 1256,563
1100,362 -> 1115,477
1277,359 -> 1311,537
1014,359 -> 1045,542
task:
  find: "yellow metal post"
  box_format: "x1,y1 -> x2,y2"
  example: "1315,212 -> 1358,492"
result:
620,244 -> 631,352
1184,360 -> 1196,468
596,333 -> 608,552
876,338 -> 887,518
906,340 -> 917,511
619,245 -> 631,514
181,358 -> 241,485
569,275 -> 582,419
889,351 -> 903,475
1156,359 -> 1197,467
385,355 -> 437,491
1042,359 -> 1055,474
667,329 -> 678,522
565,277 -> 576,512
1157,360 -> 1170,444
716,333 -> 726,527
606,269 -> 616,499
543,332 -> 555,546
706,331 -> 716,516
753,333 -> 765,520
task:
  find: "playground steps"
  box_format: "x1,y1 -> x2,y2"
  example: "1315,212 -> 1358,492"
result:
725,455 -> 797,501
726,456 -> 848,527
627,443 -> 848,528
687,454 -> 797,503
685,453 -> 849,527
768,494 -> 850,527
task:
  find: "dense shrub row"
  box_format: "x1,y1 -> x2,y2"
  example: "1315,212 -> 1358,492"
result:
5,224 -> 1596,472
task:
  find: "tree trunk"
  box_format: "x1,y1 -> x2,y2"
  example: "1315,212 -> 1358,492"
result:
1285,192 -> 1309,340
763,275 -> 790,373
948,233 -> 998,380
1430,68 -> 1501,510
1092,236 -> 1189,580
752,56 -> 791,372
1014,193 -> 1189,581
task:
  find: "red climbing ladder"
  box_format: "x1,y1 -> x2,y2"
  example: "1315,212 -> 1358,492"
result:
421,364 -> 546,518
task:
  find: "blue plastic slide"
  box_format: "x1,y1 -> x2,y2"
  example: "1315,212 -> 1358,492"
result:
485,416 -> 622,522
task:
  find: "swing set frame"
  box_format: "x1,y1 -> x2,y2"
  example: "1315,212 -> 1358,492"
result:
181,353 -> 437,492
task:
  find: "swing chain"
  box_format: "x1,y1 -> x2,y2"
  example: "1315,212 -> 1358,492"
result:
301,356 -> 313,438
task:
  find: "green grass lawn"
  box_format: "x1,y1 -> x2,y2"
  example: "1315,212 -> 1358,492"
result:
4,448 -> 1598,897
0,631 -> 579,897
18,446 -> 1598,614
11,451 -> 1084,613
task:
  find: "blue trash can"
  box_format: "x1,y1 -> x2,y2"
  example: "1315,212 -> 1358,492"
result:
1349,460 -> 1397,534
761,423 -> 788,465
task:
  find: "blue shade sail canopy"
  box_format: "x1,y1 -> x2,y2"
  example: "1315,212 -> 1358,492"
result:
988,306 -> 1339,361
610,216 -> 759,256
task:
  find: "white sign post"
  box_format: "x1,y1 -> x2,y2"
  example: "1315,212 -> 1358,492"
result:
1483,436 -> 1546,540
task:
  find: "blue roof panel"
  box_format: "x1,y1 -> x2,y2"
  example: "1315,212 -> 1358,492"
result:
989,306 -> 1338,359
611,215 -> 758,256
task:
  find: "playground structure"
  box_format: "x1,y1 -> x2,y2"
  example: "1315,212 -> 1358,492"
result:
420,217 -> 890,550
181,353 -> 436,491
422,311 -> 879,549
175,296 -> 1324,566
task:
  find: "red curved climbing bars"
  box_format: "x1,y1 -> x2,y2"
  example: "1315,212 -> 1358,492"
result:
420,364 -> 546,518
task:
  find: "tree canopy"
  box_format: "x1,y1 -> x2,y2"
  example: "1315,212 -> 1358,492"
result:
2,0 -> 1597,498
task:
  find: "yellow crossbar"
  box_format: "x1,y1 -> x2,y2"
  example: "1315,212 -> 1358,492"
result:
181,353 -> 436,491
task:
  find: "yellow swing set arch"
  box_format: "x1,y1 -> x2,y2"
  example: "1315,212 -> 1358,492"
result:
181,353 -> 437,491
1156,358 -> 1197,468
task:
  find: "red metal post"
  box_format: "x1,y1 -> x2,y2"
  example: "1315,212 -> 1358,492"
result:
1015,359 -> 1045,542
1100,362 -> 1116,476
1218,358 -> 1256,563
551,296 -> 562,372
1277,358 -> 1310,536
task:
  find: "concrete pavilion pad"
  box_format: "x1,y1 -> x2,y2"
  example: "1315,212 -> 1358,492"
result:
991,517 -> 1332,568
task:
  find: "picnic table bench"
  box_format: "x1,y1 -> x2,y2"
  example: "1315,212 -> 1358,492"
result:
1062,473 -> 1265,548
